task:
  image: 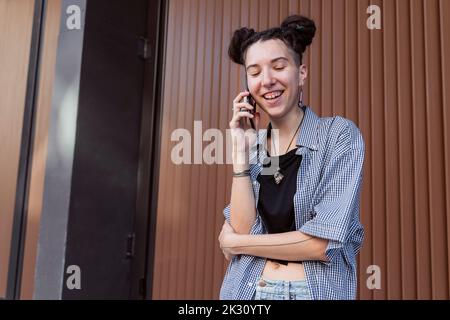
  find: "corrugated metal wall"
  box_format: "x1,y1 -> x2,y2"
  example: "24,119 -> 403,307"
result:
0,0 -> 36,298
153,0 -> 450,299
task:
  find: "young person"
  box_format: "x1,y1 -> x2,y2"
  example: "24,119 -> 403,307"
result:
219,15 -> 365,300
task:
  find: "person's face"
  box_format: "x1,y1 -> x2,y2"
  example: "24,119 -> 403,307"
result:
245,39 -> 307,119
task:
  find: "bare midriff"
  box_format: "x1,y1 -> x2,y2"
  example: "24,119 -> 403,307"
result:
261,260 -> 306,281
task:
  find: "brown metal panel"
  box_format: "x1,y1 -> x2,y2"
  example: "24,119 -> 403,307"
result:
203,0 -> 221,299
346,0 -> 371,300
194,0 -> 210,299
212,0 -> 234,298
299,0 -> 311,104
397,0 -> 417,299
0,0 -> 35,298
249,0 -> 259,27
321,0 -> 332,117
259,0 -> 269,29
288,0 -> 299,15
153,0 -> 449,300
177,0 -> 194,298
184,0 -> 202,299
357,0 -> 374,300
193,0 -> 209,299
153,0 -> 176,299
177,0 -> 194,299
440,0 -> 450,296
299,0 -> 311,27
332,0 -> 345,117
370,0 -> 387,300
268,0 -> 279,27
384,0 -> 401,299
168,0 -> 187,299
424,0 -> 448,299
344,0 -> 359,123
411,0 -> 432,299
199,0 -> 215,299
279,0 -> 289,25
168,0 -> 184,297
212,0 -> 227,297
310,0 -> 322,116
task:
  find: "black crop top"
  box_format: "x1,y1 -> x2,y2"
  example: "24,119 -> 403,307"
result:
256,147 -> 302,265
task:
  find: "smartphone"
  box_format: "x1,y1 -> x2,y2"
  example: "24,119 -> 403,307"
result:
243,75 -> 256,129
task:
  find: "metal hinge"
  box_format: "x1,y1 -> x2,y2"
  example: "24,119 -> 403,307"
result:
138,37 -> 150,60
139,278 -> 146,297
126,233 -> 135,258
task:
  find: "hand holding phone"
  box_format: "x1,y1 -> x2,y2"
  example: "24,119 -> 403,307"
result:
242,95 -> 256,114
230,90 -> 259,156
241,94 -> 255,129
243,79 -> 257,128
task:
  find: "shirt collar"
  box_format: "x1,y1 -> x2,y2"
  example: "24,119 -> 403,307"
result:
257,106 -> 320,152
295,106 -> 320,151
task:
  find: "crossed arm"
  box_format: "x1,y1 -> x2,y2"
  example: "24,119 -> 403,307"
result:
221,124 -> 364,264
218,221 -> 329,262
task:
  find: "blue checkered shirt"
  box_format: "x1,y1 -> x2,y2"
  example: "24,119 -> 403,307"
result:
220,106 -> 365,300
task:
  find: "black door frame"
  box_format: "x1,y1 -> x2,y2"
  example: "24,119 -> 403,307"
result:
132,0 -> 168,299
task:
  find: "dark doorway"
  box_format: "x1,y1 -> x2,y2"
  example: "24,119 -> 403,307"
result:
61,0 -> 165,299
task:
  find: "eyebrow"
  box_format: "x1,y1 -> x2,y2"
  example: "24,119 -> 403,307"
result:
246,57 -> 289,71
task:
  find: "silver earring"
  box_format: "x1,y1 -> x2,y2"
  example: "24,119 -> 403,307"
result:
298,89 -> 304,108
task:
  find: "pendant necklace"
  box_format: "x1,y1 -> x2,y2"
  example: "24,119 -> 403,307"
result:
269,119 -> 302,185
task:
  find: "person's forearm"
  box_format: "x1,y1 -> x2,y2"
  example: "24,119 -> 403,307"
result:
229,158 -> 256,234
230,231 -> 329,262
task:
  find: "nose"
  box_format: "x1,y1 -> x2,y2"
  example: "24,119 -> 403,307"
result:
261,70 -> 276,88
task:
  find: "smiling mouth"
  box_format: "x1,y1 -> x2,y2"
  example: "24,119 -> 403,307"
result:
262,90 -> 284,100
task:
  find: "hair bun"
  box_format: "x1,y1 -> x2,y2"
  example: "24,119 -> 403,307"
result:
228,27 -> 256,65
280,15 -> 316,52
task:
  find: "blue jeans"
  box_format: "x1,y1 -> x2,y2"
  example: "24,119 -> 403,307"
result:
254,277 -> 312,300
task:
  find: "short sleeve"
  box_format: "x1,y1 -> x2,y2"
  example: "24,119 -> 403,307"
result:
299,123 -> 365,264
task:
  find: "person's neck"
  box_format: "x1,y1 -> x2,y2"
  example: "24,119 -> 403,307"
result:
270,106 -> 304,139
268,106 -> 304,155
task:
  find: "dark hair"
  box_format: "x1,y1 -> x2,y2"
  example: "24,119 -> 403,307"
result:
228,15 -> 316,66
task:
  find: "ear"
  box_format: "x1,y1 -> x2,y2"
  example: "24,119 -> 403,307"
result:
298,64 -> 308,87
